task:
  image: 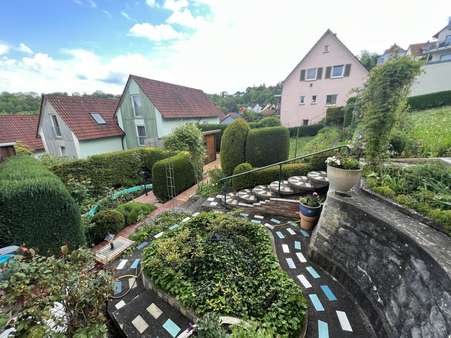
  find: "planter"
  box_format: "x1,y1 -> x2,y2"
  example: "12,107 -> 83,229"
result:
299,203 -> 322,230
327,165 -> 362,192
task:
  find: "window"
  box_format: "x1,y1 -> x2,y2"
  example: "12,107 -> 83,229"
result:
324,45 -> 329,53
326,94 -> 338,105
59,146 -> 66,156
305,68 -> 317,81
299,96 -> 305,105
51,115 -> 62,137
311,95 -> 317,104
439,53 -> 451,61
303,119 -> 309,126
136,125 -> 147,146
90,112 -> 106,124
131,95 -> 143,117
445,35 -> 451,45
331,65 -> 345,78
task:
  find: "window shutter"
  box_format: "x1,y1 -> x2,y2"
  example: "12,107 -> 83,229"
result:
344,64 -> 352,77
325,66 -> 331,79
300,69 -> 305,81
316,67 -> 323,79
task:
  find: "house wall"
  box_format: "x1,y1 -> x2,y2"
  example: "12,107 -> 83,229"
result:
39,101 -> 79,158
155,113 -> 219,139
78,137 -> 123,158
409,61 -> 451,96
221,116 -> 236,125
281,32 -> 368,127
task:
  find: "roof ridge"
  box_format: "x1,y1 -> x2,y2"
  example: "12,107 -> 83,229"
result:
130,74 -> 204,92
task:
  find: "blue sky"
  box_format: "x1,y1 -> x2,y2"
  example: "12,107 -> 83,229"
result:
0,0 -> 450,94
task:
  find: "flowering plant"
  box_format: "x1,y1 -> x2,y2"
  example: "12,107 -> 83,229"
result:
325,153 -> 360,170
299,192 -> 324,208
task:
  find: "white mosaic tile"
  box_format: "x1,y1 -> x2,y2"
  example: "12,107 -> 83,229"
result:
282,244 -> 290,253
297,274 -> 312,289
210,201 -> 218,206
132,315 -> 149,334
147,303 -> 163,319
116,259 -> 127,270
207,197 -> 215,201
296,252 -> 307,263
192,212 -> 200,216
337,311 -> 353,332
128,277 -> 136,289
254,215 -> 264,219
115,300 -> 126,310
287,228 -> 296,235
264,223 -> 274,230
154,232 -> 164,239
181,217 -> 191,223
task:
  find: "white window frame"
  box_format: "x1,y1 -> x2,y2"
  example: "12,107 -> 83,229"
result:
131,94 -> 143,117
299,96 -> 305,105
331,65 -> 345,78
135,123 -> 147,146
90,112 -> 106,124
326,94 -> 338,106
311,95 -> 317,105
51,115 -> 62,138
305,68 -> 317,81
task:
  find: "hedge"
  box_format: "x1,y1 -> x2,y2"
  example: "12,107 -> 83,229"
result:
407,90 -> 451,110
232,162 -> 312,190
288,123 -> 324,137
152,151 -> 196,201
88,209 -> 125,244
248,116 -> 281,129
0,156 -> 84,255
245,126 -> 289,167
116,201 -> 156,225
325,107 -> 345,126
197,123 -> 227,152
220,119 -> 250,176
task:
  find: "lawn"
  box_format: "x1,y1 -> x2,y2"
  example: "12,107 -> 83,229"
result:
289,127 -> 344,159
289,136 -> 314,158
404,106 -> 451,157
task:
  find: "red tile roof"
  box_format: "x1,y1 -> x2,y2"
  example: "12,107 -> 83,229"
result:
0,115 -> 44,151
42,95 -> 124,141
130,75 -> 223,119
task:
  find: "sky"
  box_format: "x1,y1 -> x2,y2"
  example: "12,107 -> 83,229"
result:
0,0 -> 450,95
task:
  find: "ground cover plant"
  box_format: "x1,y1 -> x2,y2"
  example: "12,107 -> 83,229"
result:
142,212 -> 307,337
365,162 -> 451,234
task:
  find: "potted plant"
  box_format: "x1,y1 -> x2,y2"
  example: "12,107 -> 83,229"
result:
325,153 -> 362,192
298,192 -> 324,230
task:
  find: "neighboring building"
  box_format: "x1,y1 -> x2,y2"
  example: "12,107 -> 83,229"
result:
424,18 -> 451,63
115,75 -> 222,148
221,112 -> 241,125
406,42 -> 435,60
260,103 -> 278,116
0,115 -> 44,156
376,44 -> 406,65
37,95 -> 123,158
281,29 -> 368,127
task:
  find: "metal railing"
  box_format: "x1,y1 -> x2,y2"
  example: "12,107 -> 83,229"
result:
218,144 -> 350,206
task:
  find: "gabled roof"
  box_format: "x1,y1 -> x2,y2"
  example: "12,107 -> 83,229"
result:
407,42 -> 435,56
283,29 -> 368,83
38,95 -> 123,141
433,21 -> 451,39
0,115 -> 44,151
221,112 -> 240,122
124,75 -> 223,119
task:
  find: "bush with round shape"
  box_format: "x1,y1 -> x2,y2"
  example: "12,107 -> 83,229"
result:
0,156 -> 84,255
116,202 -> 156,225
245,126 -> 289,167
220,118 -> 250,176
89,209 -> 125,244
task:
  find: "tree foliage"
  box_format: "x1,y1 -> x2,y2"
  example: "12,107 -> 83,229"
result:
359,50 -> 379,71
220,119 -> 250,176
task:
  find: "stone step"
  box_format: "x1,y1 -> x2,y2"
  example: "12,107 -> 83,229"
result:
252,185 -> 274,200
307,170 -> 329,188
287,175 -> 316,192
269,180 -> 296,195
236,189 -> 257,204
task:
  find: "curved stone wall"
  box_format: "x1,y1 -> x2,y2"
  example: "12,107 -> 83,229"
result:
308,190 -> 451,338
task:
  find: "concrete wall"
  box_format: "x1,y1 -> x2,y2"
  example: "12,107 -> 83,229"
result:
78,136 -> 123,158
308,190 -> 451,338
410,61 -> 451,96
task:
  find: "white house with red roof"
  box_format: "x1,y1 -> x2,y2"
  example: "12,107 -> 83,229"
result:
37,95 -> 124,158
0,115 -> 44,156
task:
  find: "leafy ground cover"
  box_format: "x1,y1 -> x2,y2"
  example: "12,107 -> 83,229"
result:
365,162 -> 451,234
142,212 -> 307,337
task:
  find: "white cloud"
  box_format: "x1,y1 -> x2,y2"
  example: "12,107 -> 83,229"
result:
0,43 -> 10,55
102,9 -> 112,18
129,23 -> 183,41
18,43 -> 33,54
87,0 -> 97,8
146,0 -> 158,8
167,9 -> 206,28
163,0 -> 188,12
121,11 -> 132,20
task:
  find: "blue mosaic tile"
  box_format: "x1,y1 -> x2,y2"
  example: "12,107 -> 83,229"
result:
162,319 -> 181,337
136,241 -> 149,250
300,229 -> 310,238
318,320 -> 329,338
309,294 -> 325,311
113,281 -> 122,295
320,285 -> 337,301
306,266 -> 320,279
286,258 -> 296,269
270,218 -> 281,224
239,213 -> 249,217
169,223 -> 180,230
130,259 -> 140,269
294,241 -> 302,250
276,231 -> 285,239
251,219 -> 261,224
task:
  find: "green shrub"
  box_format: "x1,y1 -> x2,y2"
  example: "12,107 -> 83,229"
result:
220,119 -> 250,176
152,151 -> 196,201
116,202 -> 156,225
408,90 -> 451,110
245,126 -> 289,167
89,209 -> 125,244
288,123 -> 324,137
197,124 -> 227,152
373,185 -> 396,199
141,148 -> 176,174
249,116 -> 281,129
232,162 -> 255,190
326,107 -> 345,126
0,156 -> 84,255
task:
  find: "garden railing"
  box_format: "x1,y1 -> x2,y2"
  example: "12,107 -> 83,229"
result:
218,144 -> 350,207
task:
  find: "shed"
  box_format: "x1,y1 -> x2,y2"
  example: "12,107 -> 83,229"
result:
202,130 -> 220,164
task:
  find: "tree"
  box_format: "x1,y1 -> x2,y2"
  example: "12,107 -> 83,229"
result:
359,50 -> 379,71
220,118 -> 250,176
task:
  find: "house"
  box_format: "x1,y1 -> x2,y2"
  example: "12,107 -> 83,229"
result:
0,115 -> 44,156
424,18 -> 451,63
406,42 -> 435,60
281,29 -> 368,127
221,112 -> 241,125
376,44 -> 406,65
115,75 -> 222,148
37,95 -> 124,158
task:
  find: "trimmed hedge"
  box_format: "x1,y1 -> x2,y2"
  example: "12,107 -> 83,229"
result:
88,209 -> 125,244
232,162 -> 312,190
220,119 -> 250,176
116,201 -> 156,225
0,156 -> 84,255
407,90 -> 451,110
152,151 -> 196,201
197,123 -> 227,152
245,126 -> 289,167
248,116 -> 281,129
288,123 -> 324,137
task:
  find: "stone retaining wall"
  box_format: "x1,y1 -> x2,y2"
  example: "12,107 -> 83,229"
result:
308,190 -> 451,338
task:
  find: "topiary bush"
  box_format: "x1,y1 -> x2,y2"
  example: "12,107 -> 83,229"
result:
407,90 -> 451,110
152,151 -> 196,201
288,123 -> 324,137
245,126 -> 289,167
141,148 -> 176,175
220,118 -> 250,176
0,156 -> 84,255
88,209 -> 125,244
116,202 -> 156,225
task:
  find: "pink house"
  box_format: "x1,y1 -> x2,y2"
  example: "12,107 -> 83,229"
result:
281,30 -> 368,127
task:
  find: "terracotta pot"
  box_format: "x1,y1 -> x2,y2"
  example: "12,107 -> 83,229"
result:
327,165 -> 362,192
299,214 -> 319,230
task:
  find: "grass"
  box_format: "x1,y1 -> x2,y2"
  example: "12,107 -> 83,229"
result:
289,136 -> 314,158
404,106 -> 451,157
289,127 -> 344,159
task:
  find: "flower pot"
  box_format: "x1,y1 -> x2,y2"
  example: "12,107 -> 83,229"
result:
299,214 -> 319,230
327,165 -> 362,192
298,203 -> 322,230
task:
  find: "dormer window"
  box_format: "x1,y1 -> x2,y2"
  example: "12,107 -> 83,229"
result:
305,68 -> 317,81
90,112 -> 106,125
331,65 -> 345,78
